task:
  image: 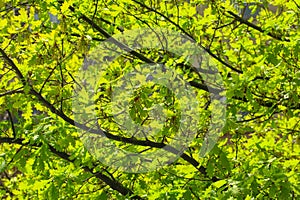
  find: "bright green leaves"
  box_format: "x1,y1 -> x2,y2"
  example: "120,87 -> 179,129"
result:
127,83 -> 180,141
0,0 -> 299,199
204,146 -> 232,180
61,1 -> 73,14
45,182 -> 59,200
213,179 -> 227,188
22,103 -> 32,122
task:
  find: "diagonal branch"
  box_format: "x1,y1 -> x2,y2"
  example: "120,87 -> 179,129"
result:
0,89 -> 23,98
0,137 -> 143,199
0,47 -> 210,177
292,0 -> 300,9
225,10 -> 290,42
69,5 -> 224,93
0,49 -> 26,85
75,2 -> 287,109
131,0 -> 243,74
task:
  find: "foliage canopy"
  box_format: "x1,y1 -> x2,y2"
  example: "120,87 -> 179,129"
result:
0,0 -> 299,199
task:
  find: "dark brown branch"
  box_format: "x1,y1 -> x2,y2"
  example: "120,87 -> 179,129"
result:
92,0 -> 98,21
6,110 -> 16,138
292,0 -> 300,9
69,6 -> 224,94
131,0 -> 243,74
0,137 -> 142,199
76,12 -> 155,64
0,47 -> 209,176
0,89 -> 23,98
0,48 -> 26,85
39,65 -> 57,94
225,10 -> 290,42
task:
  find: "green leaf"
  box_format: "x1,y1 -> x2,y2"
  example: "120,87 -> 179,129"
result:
213,180 -> 227,188
48,182 -> 59,200
220,152 -> 231,170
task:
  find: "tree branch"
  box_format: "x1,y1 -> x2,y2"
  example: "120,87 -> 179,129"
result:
0,137 -> 142,199
0,47 -> 210,177
131,0 -> 243,74
6,110 -> 16,138
225,10 -> 290,42
0,89 -> 23,98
